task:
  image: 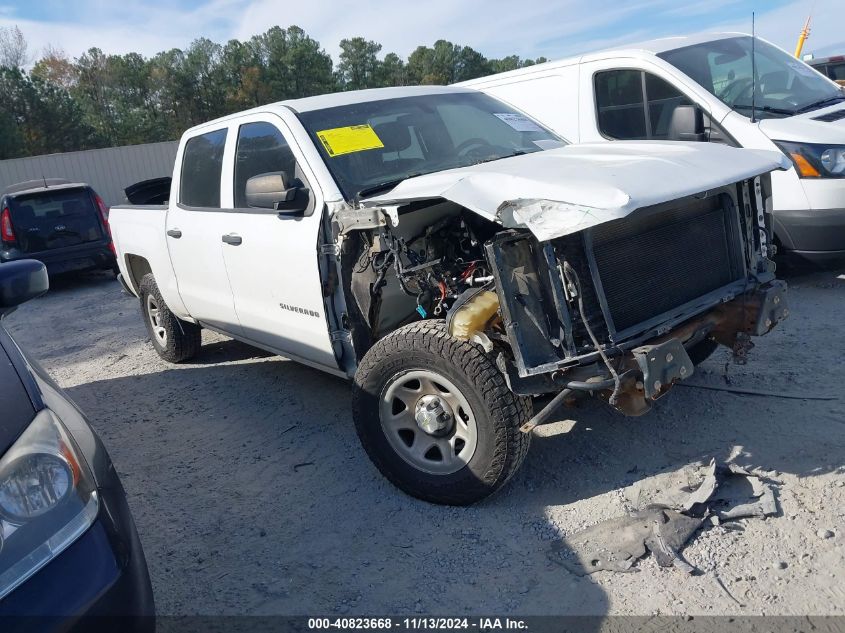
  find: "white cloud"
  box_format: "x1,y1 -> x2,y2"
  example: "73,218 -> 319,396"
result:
0,0 -> 842,64
706,0 -> 843,58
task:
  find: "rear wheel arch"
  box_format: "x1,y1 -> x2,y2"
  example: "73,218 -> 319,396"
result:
124,254 -> 152,294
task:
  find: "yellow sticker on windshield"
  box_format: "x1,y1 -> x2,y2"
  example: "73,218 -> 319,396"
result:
316,124 -> 384,157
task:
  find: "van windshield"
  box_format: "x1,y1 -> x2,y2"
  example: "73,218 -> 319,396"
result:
659,36 -> 844,119
296,92 -> 565,201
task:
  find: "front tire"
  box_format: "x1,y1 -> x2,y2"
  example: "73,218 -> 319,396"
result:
138,273 -> 201,363
352,320 -> 532,505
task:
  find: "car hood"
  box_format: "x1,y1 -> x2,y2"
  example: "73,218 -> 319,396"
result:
361,141 -> 790,241
758,104 -> 845,144
0,332 -> 36,455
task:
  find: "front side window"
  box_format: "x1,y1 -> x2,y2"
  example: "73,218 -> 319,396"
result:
646,72 -> 694,139
595,70 -> 694,140
659,36 -> 844,118
296,91 -> 564,201
180,128 -> 227,208
234,122 -> 298,208
595,69 -> 647,139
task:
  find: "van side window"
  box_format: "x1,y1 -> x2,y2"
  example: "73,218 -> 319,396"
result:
595,69 -> 647,139
645,73 -> 693,139
234,121 -> 299,208
180,129 -> 227,208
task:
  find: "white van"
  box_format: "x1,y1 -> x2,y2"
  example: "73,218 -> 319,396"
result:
460,32 -> 845,262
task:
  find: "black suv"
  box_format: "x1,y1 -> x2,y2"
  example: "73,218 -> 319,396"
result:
1,179 -> 117,275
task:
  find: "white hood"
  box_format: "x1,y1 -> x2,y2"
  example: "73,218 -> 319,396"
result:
361,141 -> 789,241
758,104 -> 845,144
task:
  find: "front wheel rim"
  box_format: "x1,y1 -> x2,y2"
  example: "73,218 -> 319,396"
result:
146,294 -> 167,346
379,370 -> 478,475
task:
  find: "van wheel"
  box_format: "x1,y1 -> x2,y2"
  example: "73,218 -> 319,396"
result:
352,320 -> 531,505
138,273 -> 201,363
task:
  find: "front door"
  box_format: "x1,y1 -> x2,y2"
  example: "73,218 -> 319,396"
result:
218,115 -> 338,371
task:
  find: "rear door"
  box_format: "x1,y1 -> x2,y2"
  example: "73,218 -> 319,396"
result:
217,114 -> 338,370
165,128 -> 242,335
7,187 -> 105,253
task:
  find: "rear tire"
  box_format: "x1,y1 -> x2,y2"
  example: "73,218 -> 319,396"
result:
139,273 -> 201,363
352,320 -> 532,505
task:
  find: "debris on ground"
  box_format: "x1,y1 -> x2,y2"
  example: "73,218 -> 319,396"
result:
551,459 -> 779,575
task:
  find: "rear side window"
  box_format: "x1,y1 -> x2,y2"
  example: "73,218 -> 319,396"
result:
180,129 -> 227,208
233,122 -> 297,208
595,69 -> 647,139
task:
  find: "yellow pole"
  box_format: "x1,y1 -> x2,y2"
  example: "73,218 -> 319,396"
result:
794,15 -> 811,58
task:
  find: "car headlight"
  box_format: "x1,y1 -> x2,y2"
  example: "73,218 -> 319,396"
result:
774,141 -> 845,178
0,409 -> 98,600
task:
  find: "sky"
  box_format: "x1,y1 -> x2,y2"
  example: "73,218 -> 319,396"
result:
0,0 -> 843,65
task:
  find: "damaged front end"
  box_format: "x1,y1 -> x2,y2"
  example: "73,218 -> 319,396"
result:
451,174 -> 788,424
332,170 -> 788,427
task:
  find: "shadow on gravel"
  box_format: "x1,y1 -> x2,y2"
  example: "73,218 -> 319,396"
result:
48,264 -> 843,616
44,270 -> 119,294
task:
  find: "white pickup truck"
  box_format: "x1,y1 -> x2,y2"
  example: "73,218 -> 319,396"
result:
111,85 -> 790,505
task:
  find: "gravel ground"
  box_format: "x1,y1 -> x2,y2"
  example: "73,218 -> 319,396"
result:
5,263 -> 844,616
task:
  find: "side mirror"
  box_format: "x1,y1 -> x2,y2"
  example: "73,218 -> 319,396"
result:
0,260 -> 49,315
668,105 -> 707,142
245,171 -> 310,214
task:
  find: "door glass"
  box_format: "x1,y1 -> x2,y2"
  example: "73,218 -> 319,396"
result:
645,73 -> 693,139
180,129 -> 227,208
595,69 -> 647,139
828,63 -> 845,81
234,122 -> 298,208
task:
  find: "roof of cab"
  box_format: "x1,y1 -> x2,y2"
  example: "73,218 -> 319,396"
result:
184,85 -> 477,135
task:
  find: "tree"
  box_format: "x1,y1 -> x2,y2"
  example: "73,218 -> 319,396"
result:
0,24 -> 555,160
378,52 -> 406,87
0,66 -> 96,157
407,40 -> 492,85
337,37 -> 383,90
32,46 -> 77,89
0,25 -> 29,69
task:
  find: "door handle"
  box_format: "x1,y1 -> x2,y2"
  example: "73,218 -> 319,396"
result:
222,233 -> 242,246
166,229 -> 182,239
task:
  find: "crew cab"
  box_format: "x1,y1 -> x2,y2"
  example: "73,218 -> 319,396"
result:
110,86 -> 790,505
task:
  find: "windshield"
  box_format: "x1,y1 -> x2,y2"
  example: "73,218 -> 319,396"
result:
658,36 -> 844,119
296,91 -> 565,200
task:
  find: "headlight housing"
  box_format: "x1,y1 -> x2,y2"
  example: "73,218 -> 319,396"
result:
775,141 -> 845,178
0,409 -> 98,600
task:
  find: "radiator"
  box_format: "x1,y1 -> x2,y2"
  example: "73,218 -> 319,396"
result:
590,194 -> 745,335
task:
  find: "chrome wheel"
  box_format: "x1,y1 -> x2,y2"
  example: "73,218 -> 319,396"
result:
146,294 -> 167,346
379,370 -> 478,475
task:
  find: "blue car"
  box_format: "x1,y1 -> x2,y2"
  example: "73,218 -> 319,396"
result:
0,260 -> 153,629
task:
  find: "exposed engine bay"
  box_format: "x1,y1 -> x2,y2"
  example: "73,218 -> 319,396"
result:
335,174 -> 789,427
346,205 -> 498,339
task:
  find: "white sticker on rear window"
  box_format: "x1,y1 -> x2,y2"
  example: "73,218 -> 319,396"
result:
493,113 -> 545,132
